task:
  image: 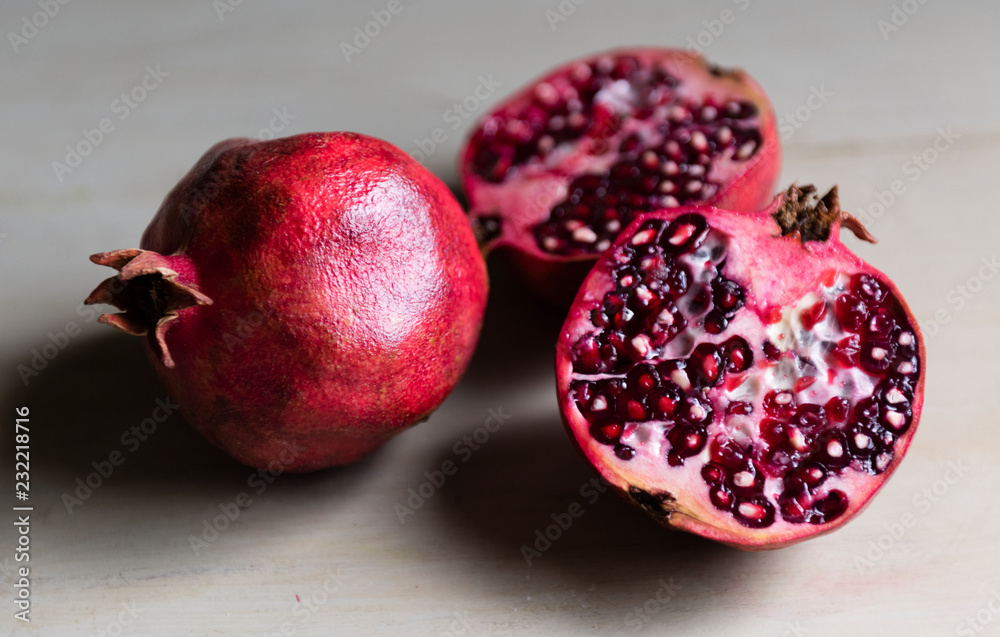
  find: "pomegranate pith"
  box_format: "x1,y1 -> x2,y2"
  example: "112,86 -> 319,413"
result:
460,47 -> 780,304
86,132 -> 489,472
556,185 -> 924,549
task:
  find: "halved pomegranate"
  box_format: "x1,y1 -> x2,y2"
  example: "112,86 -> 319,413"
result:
555,185 -> 924,549
460,47 -> 780,303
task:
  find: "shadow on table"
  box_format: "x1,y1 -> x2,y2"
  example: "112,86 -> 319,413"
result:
424,419 -> 753,627
0,251 -> 555,569
0,330 -> 375,546
459,251 -> 568,392
422,252 -> 758,627
0,332 -> 234,483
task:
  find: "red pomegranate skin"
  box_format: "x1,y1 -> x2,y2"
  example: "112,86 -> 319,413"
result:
88,133 -> 488,472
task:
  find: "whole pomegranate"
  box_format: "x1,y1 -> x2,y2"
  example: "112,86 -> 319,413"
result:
460,48 -> 780,304
86,133 -> 488,472
556,186 -> 924,549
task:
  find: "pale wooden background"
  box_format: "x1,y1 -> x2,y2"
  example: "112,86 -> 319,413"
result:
1,1 -> 998,635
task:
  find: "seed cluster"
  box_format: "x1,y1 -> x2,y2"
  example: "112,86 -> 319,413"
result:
533,104 -> 761,257
568,216 -> 920,529
466,53 -> 764,257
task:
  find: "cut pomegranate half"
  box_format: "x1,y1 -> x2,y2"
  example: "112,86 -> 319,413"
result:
460,47 -> 780,303
556,185 -> 924,549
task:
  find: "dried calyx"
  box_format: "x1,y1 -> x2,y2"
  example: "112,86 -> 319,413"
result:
85,249 -> 211,368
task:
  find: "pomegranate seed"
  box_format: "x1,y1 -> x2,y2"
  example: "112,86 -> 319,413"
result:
614,444 -> 636,460
787,427 -> 808,452
831,334 -> 861,368
824,397 -> 850,422
735,498 -> 774,528
656,395 -> 677,417
826,439 -> 844,458
835,294 -> 868,332
710,486 -> 734,511
852,273 -> 888,305
812,491 -> 848,524
670,368 -> 691,391
726,401 -> 753,416
702,463 -> 726,485
591,421 -> 622,444
794,376 -> 817,393
631,227 -> 657,245
626,400 -> 647,421
703,311 -> 729,334
800,300 -> 827,330
668,223 -> 695,246
759,418 -> 784,445
762,341 -> 782,360
884,410 -> 906,430
724,337 -> 753,372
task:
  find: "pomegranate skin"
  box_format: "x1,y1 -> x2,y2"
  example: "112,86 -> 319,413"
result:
555,187 -> 924,550
88,133 -> 488,472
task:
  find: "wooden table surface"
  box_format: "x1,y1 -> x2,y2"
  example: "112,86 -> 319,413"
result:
2,1 -> 999,635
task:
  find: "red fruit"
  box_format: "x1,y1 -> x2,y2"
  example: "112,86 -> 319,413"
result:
556,185 -> 924,550
85,133 -> 488,472
460,48 -> 780,304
